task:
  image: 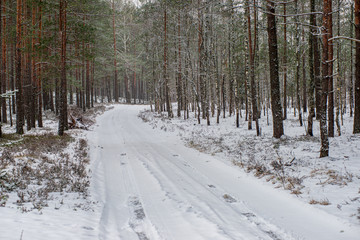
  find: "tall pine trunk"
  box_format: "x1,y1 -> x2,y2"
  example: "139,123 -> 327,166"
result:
267,1 -> 284,138
282,4 -> 287,120
320,0 -> 330,157
16,0 -> 24,134
58,0 -> 67,136
354,0 -> 360,133
112,0 -> 118,103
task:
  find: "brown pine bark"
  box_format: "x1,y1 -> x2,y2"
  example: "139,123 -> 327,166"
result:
354,0 -> 360,133
37,2 -> 43,127
58,0 -> 67,136
350,3 -> 354,118
16,0 -> 24,134
0,0 -> 2,136
1,0 -> 7,124
266,0 -> 284,138
31,4 -> 36,129
327,0 -> 334,137
310,0 -> 322,122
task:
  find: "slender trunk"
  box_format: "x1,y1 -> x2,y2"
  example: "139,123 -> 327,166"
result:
327,0 -> 334,137
112,0 -> 118,102
354,0 -> 360,133
307,0 -> 316,136
177,12 -> 182,117
335,0 -> 341,136
31,4 -> 36,129
247,0 -> 259,136
86,44 -> 90,109
164,6 -> 172,118
295,0 -> 302,126
302,24 -> 307,113
0,0 -> 2,136
350,3 -> 354,118
58,0 -> 67,136
283,4 -> 287,120
16,0 -> 24,134
1,0 -> 7,124
267,0 -> 284,138
37,2 -> 43,127
313,2 -> 322,119
320,0 -> 330,157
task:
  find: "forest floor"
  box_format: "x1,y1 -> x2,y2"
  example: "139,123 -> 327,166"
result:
0,104 -> 359,240
0,104 -> 110,239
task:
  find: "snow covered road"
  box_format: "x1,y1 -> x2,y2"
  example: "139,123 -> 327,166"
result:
89,105 -> 360,240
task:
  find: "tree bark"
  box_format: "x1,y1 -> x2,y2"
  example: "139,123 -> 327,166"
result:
58,0 -> 67,136
16,0 -> 24,134
307,0 -> 315,136
164,5 -> 173,118
320,0 -> 330,157
266,0 -> 284,138
350,3 -> 354,118
247,0 -> 260,136
1,0 -> 7,124
112,0 -> 119,102
282,3 -> 287,120
327,0 -> 334,137
354,0 -> 360,133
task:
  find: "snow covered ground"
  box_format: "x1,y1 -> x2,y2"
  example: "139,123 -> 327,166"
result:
1,104 -> 359,239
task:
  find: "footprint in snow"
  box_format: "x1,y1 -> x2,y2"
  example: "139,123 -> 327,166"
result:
223,194 -> 237,203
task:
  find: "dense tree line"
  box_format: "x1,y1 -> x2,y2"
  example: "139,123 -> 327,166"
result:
1,0 -> 360,157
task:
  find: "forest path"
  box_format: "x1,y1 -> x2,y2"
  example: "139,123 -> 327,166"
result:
89,104 -> 359,240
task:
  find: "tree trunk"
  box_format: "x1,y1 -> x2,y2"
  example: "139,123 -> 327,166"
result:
295,0 -> 302,127
58,0 -> 67,136
0,0 -> 2,136
112,0 -> 118,103
177,12 -> 182,118
350,3 -> 354,118
307,0 -> 316,136
164,5 -> 173,118
327,0 -> 334,137
354,0 -> 360,133
282,4 -> 287,120
247,0 -> 259,136
320,0 -> 330,157
16,0 -> 24,134
1,0 -> 7,124
37,2 -> 43,127
267,1 -> 284,138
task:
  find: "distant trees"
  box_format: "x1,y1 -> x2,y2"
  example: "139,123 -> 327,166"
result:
136,0 -> 360,157
2,0 -> 360,157
0,0 -> 150,137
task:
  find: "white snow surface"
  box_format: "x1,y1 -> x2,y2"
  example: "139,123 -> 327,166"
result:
1,104 -> 359,240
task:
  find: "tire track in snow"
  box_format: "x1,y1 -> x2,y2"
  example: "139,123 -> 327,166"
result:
91,105 -> 360,240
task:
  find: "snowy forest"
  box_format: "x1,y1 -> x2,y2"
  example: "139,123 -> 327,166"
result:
0,0 -> 360,239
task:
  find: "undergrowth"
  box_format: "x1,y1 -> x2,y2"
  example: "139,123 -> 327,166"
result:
0,133 -> 90,212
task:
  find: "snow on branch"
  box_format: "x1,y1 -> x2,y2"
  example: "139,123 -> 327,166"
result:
0,90 -> 18,98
